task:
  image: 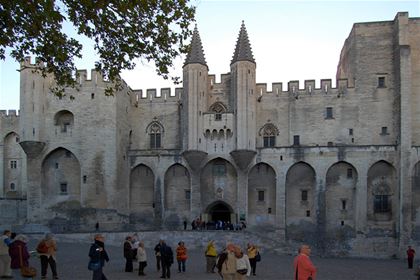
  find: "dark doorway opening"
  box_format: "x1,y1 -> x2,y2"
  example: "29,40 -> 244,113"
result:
209,203 -> 231,222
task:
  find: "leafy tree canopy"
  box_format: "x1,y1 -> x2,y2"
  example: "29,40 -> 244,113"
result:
0,0 -> 195,95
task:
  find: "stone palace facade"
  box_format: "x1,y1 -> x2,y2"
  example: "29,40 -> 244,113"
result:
1,12 -> 420,257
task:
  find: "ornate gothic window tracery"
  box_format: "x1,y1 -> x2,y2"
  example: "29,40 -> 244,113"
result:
146,119 -> 164,149
259,123 -> 279,148
209,102 -> 227,121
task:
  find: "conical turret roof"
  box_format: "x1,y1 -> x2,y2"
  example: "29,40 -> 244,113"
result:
184,25 -> 207,67
231,21 -> 255,65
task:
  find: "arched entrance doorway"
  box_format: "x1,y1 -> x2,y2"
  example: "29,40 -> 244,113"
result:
206,201 -> 234,223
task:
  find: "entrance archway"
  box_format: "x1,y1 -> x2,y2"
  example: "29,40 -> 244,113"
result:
206,201 -> 233,223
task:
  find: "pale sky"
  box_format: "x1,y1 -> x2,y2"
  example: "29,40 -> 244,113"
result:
1,0 -> 419,110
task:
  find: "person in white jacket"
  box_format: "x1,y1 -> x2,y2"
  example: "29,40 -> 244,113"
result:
137,242 -> 147,276
234,246 -> 251,279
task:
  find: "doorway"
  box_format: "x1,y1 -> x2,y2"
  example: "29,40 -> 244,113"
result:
207,201 -> 233,222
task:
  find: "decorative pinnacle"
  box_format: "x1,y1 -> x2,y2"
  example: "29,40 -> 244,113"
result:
231,21 -> 255,65
184,25 -> 207,68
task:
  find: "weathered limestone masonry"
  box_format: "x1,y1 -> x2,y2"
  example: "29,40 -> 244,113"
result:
1,12 -> 420,258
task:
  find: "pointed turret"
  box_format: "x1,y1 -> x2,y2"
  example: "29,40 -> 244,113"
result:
231,21 -> 255,65
184,25 -> 207,68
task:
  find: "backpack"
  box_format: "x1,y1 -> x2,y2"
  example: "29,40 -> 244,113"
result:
36,240 -> 48,254
216,252 -> 227,272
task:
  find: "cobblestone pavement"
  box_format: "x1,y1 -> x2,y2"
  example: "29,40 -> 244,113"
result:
25,241 -> 416,280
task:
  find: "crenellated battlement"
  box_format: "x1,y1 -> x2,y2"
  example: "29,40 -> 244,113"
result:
255,78 -> 355,97
132,87 -> 183,103
20,56 -> 45,68
208,73 -> 231,86
0,109 -> 20,118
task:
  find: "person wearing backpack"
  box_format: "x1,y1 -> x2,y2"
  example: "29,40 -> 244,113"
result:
37,233 -> 58,279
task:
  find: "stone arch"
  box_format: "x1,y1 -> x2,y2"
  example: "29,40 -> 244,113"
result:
367,160 -> 397,224
412,162 -> 420,239
164,164 -> 190,212
412,162 -> 420,224
205,200 -> 234,223
3,132 -> 23,197
54,110 -> 74,132
285,162 -> 316,241
325,161 -> 357,231
130,164 -> 155,215
248,163 -> 276,225
200,158 -> 237,221
41,147 -> 81,205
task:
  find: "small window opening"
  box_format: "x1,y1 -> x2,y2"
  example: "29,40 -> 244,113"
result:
349,128 -> 353,136
342,200 -> 347,210
215,113 -> 222,121
258,190 -> 265,202
326,107 -> 333,119
378,77 -> 386,88
306,210 -> 311,217
83,175 -> 87,183
268,207 -> 272,214
60,183 -> 68,194
10,161 -> 17,169
185,190 -> 191,200
91,93 -> 95,99
381,127 -> 388,135
301,190 -> 308,201
293,135 -> 300,146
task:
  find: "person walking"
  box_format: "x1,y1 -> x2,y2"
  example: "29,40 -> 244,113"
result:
247,243 -> 258,276
160,240 -> 173,279
220,243 -> 237,280
176,241 -> 187,273
293,245 -> 317,280
0,230 -> 12,279
88,234 -> 109,280
123,236 -> 134,272
37,233 -> 59,279
154,240 -> 163,272
137,241 -> 147,276
8,234 -> 32,280
235,247 -> 251,280
407,246 -> 416,269
205,240 -> 217,273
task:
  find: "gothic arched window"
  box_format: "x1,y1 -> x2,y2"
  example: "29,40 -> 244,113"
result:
209,102 -> 227,121
259,123 -> 279,148
146,119 -> 164,149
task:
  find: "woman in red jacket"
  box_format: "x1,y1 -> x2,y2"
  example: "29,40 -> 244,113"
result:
293,245 -> 317,280
176,241 -> 188,273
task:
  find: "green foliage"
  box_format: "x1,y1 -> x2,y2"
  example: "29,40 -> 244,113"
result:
0,0 -> 195,94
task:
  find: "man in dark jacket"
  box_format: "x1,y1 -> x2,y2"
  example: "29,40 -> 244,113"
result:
123,236 -> 134,272
160,240 -> 173,279
89,234 -> 109,280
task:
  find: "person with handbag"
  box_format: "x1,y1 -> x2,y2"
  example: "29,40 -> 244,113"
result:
88,234 -> 109,280
8,234 -> 34,279
176,241 -> 188,273
293,245 -> 317,280
235,246 -> 251,280
247,243 -> 258,276
37,233 -> 59,279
